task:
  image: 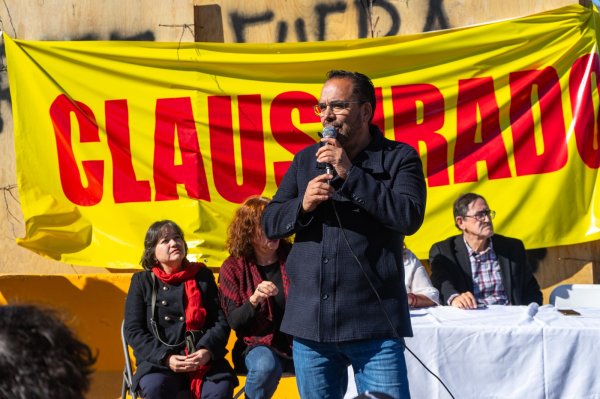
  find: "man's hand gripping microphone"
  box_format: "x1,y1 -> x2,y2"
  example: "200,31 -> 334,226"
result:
321,126 -> 337,179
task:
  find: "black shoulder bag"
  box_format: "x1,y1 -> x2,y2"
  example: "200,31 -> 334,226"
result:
149,273 -> 203,354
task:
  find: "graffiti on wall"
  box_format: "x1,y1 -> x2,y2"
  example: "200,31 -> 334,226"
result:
60,30 -> 156,42
0,43 -> 8,134
423,0 -> 449,31
224,0 -> 449,43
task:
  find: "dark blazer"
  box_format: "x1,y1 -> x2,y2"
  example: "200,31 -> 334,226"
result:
429,234 -> 542,306
124,265 -> 235,390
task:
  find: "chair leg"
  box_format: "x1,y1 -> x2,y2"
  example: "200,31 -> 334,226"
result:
233,386 -> 245,399
121,376 -> 127,399
121,375 -> 138,399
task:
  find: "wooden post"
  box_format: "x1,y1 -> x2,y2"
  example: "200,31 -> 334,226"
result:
194,4 -> 224,42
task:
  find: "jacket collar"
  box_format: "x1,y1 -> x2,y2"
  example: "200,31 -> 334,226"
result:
351,125 -> 385,174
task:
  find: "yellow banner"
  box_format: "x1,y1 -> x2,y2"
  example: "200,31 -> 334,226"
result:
5,4 -> 600,268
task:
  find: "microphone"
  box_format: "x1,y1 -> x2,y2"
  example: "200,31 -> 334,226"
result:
321,126 -> 337,177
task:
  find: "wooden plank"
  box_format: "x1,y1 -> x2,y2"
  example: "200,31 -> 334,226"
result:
195,4 -> 224,42
535,242 -> 600,302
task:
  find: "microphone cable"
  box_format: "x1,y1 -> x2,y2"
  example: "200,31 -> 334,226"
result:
331,200 -> 456,399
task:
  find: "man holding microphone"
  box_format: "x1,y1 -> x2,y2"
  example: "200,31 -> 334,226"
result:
262,70 -> 427,399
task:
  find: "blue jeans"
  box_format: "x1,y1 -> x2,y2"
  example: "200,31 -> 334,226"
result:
244,345 -> 290,399
293,337 -> 410,399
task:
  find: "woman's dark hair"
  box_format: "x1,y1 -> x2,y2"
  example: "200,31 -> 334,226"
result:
140,220 -> 188,270
0,304 -> 96,399
326,69 -> 376,122
453,193 -> 486,228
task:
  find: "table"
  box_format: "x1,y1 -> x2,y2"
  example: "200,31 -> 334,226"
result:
345,305 -> 600,399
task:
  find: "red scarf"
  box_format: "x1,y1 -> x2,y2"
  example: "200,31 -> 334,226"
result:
152,261 -> 209,399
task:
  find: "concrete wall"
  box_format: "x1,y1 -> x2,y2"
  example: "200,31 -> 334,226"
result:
193,0 -> 583,42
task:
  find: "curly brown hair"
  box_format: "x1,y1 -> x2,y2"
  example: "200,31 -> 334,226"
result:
226,196 -> 283,260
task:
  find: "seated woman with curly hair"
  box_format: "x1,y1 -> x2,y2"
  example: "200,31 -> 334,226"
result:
218,196 -> 294,399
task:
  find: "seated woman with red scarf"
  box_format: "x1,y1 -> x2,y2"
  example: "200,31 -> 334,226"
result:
124,220 -> 237,399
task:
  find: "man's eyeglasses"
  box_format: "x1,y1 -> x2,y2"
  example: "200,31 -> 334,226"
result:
463,209 -> 496,221
314,100 -> 366,117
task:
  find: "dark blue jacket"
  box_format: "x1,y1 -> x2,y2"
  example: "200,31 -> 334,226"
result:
262,127 -> 427,342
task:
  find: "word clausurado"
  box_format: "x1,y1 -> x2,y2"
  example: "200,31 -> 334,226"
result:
49,53 -> 599,207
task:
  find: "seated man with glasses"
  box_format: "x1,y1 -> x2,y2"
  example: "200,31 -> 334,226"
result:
429,193 -> 542,309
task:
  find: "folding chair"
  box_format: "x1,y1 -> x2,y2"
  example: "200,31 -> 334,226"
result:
233,385 -> 245,399
121,320 -> 141,399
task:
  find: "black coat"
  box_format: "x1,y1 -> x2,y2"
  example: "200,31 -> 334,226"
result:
124,265 -> 235,390
429,234 -> 543,306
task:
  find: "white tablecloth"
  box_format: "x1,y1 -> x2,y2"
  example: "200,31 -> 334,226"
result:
345,305 -> 600,399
